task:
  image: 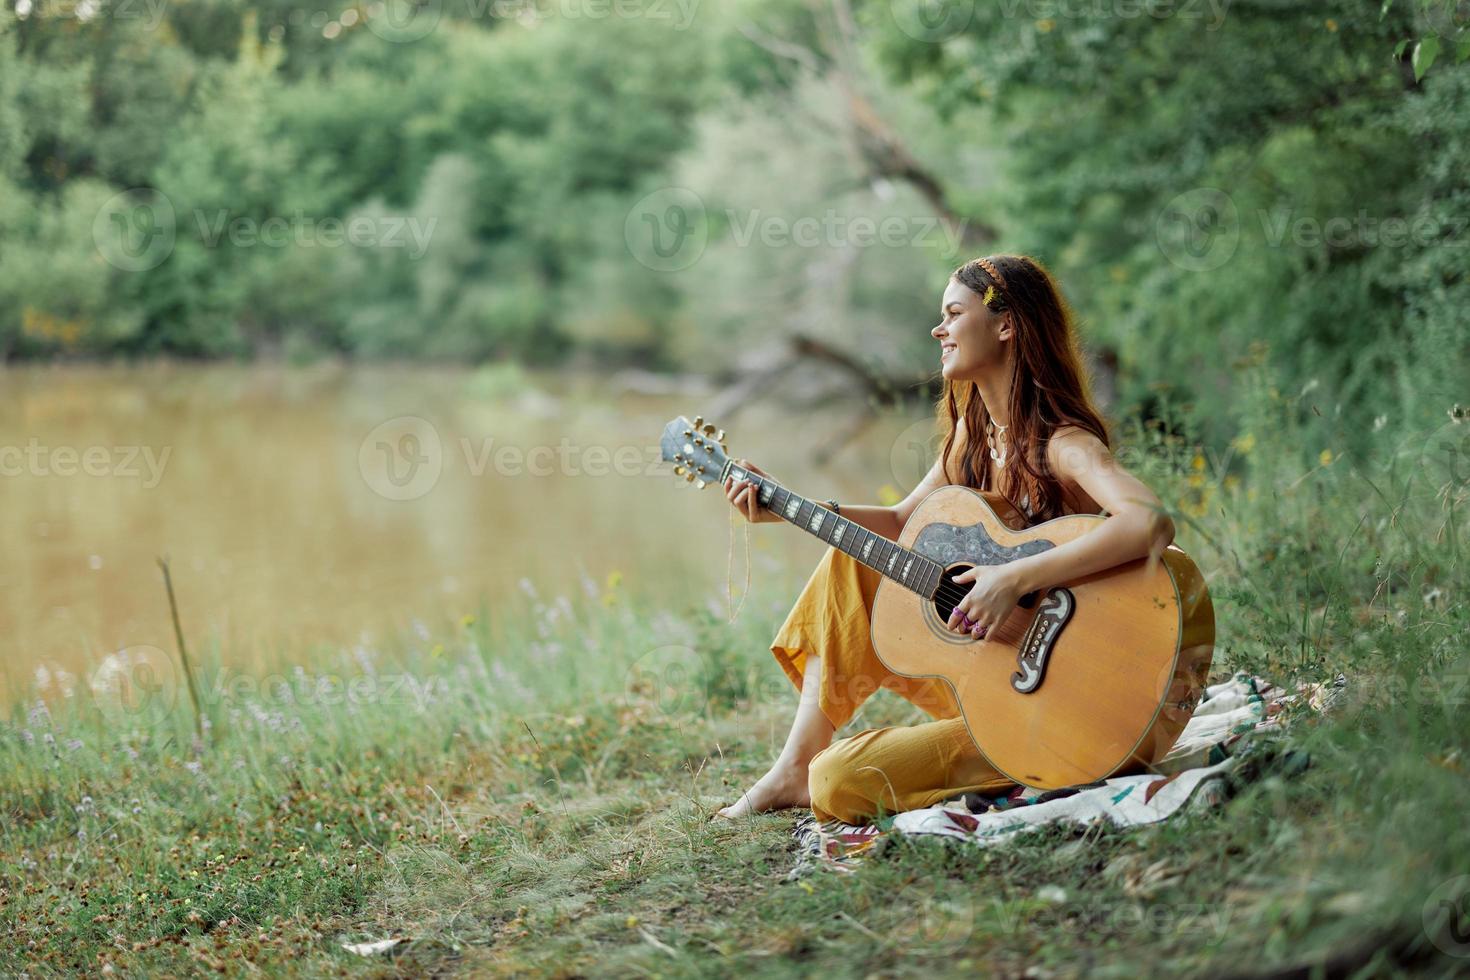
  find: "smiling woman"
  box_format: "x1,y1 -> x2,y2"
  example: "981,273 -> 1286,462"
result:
716,255 -> 1189,822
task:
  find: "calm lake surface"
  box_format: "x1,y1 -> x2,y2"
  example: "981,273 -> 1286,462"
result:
2,364 -> 936,700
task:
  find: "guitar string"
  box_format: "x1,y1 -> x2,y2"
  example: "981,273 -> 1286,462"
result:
738,471 -> 1006,617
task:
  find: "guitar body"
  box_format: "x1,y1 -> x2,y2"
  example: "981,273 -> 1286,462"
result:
869,486 -> 1215,790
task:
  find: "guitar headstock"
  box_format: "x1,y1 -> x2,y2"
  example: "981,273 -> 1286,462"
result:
659,415 -> 729,489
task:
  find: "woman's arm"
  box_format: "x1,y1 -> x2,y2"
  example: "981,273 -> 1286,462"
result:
946,425 -> 1177,639
1006,426 -> 1177,594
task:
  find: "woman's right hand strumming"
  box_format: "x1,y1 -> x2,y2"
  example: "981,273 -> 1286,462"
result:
724,458 -> 783,523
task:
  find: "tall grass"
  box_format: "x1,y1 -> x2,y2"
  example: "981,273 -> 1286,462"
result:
3,365 -> 1467,975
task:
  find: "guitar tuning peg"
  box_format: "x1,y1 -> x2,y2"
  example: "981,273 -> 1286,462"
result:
715,429 -> 725,442
693,415 -> 704,429
701,423 -> 716,437
695,479 -> 707,489
673,465 -> 687,477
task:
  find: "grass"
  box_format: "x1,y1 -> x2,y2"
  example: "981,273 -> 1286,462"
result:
3,388 -> 1468,977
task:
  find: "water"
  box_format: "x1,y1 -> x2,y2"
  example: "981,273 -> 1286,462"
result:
1,363 -> 935,700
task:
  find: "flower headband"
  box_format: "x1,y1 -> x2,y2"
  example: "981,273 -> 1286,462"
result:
977,257 -> 1007,291
976,257 -> 1007,309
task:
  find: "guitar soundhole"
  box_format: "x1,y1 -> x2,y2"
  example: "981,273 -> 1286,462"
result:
933,562 -> 973,623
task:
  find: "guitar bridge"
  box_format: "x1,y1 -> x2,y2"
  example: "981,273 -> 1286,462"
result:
1011,588 -> 1076,694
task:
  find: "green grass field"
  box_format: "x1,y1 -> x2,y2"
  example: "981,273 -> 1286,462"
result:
4,405 -> 1468,977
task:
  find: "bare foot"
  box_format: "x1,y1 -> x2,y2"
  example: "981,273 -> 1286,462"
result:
714,758 -> 812,819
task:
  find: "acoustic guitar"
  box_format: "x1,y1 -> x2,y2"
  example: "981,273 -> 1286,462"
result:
659,415 -> 1215,790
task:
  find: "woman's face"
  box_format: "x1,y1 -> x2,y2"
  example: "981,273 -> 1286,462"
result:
933,276 -> 1011,381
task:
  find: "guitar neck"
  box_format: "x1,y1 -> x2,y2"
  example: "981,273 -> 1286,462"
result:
721,461 -> 945,599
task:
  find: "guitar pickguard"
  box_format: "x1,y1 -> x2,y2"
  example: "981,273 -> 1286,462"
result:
912,521 -> 1056,567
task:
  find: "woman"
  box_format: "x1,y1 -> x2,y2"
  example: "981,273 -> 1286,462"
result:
716,254 -> 1178,823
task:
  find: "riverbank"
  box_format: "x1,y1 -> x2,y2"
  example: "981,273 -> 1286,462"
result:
4,392 -> 1467,976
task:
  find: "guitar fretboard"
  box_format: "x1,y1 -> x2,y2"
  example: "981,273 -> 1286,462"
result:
722,461 -> 945,599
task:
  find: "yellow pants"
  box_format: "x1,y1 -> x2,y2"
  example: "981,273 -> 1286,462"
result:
770,545 -> 1017,824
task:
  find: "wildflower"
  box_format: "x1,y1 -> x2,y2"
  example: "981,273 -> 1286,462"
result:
28,699 -> 52,728
65,738 -> 83,752
353,644 -> 378,677
459,614 -> 476,628
185,760 -> 203,775
1231,433 -> 1255,455
21,729 -> 34,745
1320,449 -> 1334,466
1191,454 -> 1206,472
1373,415 -> 1388,432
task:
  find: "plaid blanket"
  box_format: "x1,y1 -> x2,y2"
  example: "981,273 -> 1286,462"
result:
787,672 -> 1344,878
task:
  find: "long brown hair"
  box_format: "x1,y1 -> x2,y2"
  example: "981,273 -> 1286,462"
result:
937,254 -> 1110,523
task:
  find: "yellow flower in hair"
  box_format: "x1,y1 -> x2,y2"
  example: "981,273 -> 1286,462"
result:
983,285 -> 998,306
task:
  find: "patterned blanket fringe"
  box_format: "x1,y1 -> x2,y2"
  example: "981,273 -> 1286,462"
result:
786,671 -> 1345,880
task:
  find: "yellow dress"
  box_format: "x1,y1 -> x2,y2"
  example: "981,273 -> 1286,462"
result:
771,543 -> 1019,825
